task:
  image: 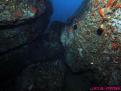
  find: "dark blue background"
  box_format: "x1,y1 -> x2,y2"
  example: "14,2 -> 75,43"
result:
50,0 -> 83,22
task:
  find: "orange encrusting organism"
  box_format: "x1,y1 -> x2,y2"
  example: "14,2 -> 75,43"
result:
106,0 -> 114,7
98,0 -> 121,18
102,0 -> 121,8
98,8 -> 105,18
102,0 -> 114,7
113,4 -> 121,8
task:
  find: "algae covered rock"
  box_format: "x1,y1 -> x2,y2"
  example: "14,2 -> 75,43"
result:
0,0 -> 52,54
61,0 -> 121,85
0,0 -> 46,26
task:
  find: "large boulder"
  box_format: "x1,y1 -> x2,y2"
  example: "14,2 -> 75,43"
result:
61,0 -> 121,87
0,0 -> 52,90
0,0 -> 52,54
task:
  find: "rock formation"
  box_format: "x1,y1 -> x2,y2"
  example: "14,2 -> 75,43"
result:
61,0 -> 121,86
0,0 -> 52,90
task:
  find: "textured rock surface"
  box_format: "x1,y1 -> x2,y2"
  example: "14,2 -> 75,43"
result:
0,0 -> 46,25
0,0 -> 52,54
16,60 -> 65,91
0,0 -> 52,90
61,0 -> 121,86
1,0 -> 121,91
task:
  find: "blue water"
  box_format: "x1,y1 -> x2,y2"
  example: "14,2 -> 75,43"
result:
50,0 -> 83,22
